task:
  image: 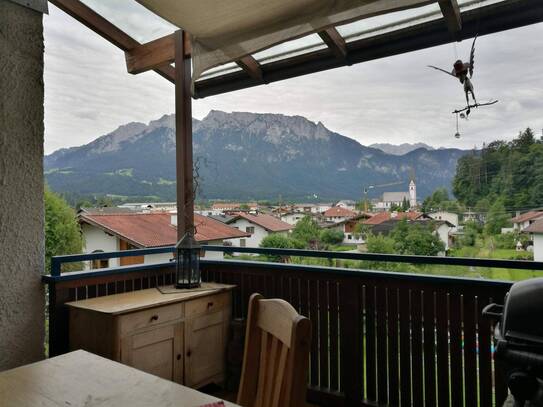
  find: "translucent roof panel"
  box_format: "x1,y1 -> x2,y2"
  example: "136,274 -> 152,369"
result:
252,34 -> 327,65
199,62 -> 242,80
80,0 -> 177,43
337,0 -> 508,43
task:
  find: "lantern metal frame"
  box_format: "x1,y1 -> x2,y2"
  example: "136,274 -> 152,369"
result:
175,232 -> 202,289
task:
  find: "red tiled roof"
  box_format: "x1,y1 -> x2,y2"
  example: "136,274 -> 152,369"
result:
79,212 -> 249,247
363,211 -> 422,225
228,213 -> 293,232
524,219 -> 543,233
323,207 -> 358,218
511,211 -> 543,224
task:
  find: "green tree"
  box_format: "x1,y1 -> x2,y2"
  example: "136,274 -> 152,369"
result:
459,220 -> 481,247
484,198 -> 511,235
291,215 -> 321,247
45,188 -> 83,274
401,197 -> 410,211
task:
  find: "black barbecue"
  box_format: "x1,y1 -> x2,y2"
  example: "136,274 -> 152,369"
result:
483,278 -> 543,407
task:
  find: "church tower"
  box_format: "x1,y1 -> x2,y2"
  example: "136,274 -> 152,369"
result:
409,179 -> 417,208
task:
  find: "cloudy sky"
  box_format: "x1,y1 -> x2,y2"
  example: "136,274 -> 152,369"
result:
44,2 -> 543,155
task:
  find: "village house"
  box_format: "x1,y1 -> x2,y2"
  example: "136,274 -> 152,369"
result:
279,211 -> 307,225
225,212 -> 293,247
78,208 -> 249,268
334,200 -> 357,211
428,211 -> 459,228
366,218 -> 454,251
363,210 -> 425,226
323,214 -> 372,244
510,210 -> 543,231
524,220 -> 543,261
323,206 -> 358,223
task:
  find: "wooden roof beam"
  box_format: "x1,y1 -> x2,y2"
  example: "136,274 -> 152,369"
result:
125,33 -> 191,75
438,0 -> 462,36
49,0 -> 175,83
236,56 -> 264,81
318,27 -> 347,59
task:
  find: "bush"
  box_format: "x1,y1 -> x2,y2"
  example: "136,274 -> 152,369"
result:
259,234 -> 304,262
319,229 -> 344,245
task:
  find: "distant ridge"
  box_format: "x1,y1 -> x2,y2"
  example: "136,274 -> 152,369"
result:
45,111 -> 467,201
369,142 -> 435,155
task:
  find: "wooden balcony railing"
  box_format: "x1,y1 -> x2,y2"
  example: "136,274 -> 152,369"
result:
43,247 -> 543,406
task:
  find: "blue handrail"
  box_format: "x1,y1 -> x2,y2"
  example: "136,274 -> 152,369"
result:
48,245 -> 543,277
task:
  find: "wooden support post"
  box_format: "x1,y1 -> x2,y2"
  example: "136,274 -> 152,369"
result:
175,30 -> 194,240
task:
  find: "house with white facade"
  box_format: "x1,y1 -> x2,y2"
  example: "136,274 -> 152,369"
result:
334,200 -> 357,211
78,208 -> 249,269
524,220 -> 543,261
279,211 -> 306,225
323,206 -> 358,223
322,214 -> 372,244
428,211 -> 459,228
225,213 -> 293,247
510,210 -> 543,231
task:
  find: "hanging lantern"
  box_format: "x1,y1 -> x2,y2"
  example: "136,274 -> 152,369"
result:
175,232 -> 201,289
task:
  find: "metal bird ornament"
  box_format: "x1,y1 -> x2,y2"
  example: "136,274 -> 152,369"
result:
428,35 -> 478,115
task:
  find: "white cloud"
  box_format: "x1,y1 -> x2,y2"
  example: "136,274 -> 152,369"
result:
44,5 -> 543,154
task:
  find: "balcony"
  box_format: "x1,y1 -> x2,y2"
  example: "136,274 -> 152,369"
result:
43,246 -> 543,407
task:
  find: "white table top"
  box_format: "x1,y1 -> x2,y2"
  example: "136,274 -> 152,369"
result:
0,350 -> 239,407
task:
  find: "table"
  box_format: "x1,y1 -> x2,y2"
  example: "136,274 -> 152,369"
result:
0,350 -> 240,407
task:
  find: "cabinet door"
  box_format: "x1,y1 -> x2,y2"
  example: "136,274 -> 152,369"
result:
185,311 -> 226,387
121,322 -> 183,383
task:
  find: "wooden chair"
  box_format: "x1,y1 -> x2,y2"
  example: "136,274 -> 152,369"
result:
237,293 -> 311,407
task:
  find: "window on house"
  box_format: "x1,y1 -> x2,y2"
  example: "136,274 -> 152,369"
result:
246,226 -> 255,234
240,239 -> 246,247
348,235 -> 352,240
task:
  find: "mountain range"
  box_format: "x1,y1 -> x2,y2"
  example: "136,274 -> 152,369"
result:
45,111 -> 468,201
369,142 -> 435,155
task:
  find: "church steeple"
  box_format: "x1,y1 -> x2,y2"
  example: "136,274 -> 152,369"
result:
409,177 -> 417,208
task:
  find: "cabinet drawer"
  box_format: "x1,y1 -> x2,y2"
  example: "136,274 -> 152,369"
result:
186,293 -> 230,318
119,303 -> 184,335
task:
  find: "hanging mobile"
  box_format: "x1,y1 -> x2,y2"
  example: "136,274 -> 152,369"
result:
428,34 -> 498,137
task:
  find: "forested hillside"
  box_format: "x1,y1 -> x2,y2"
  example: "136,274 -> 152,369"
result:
453,128 -> 543,209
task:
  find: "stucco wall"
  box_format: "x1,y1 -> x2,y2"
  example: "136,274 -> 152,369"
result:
0,2 -> 45,370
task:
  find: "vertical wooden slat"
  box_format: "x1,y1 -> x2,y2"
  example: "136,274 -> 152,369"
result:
309,279 -> 319,387
319,280 -> 329,389
387,287 -> 399,406
339,279 -> 363,405
478,296 -> 493,407
423,289 -> 437,407
76,286 -> 86,300
376,286 -> 388,405
411,289 -> 423,406
97,283 -> 107,297
125,279 -> 133,292
329,280 -> 339,392
291,277 -> 300,314
463,293 -> 478,407
87,285 -> 97,299
365,285 -> 377,402
449,292 -> 464,407
436,290 -> 450,407
399,287 -> 411,407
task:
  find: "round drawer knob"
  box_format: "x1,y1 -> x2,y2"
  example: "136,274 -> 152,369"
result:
150,315 -> 159,321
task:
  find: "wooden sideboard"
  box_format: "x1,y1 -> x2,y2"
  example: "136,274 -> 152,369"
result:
66,282 -> 234,389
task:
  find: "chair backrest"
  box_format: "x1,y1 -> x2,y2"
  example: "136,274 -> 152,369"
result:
237,293 -> 311,407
